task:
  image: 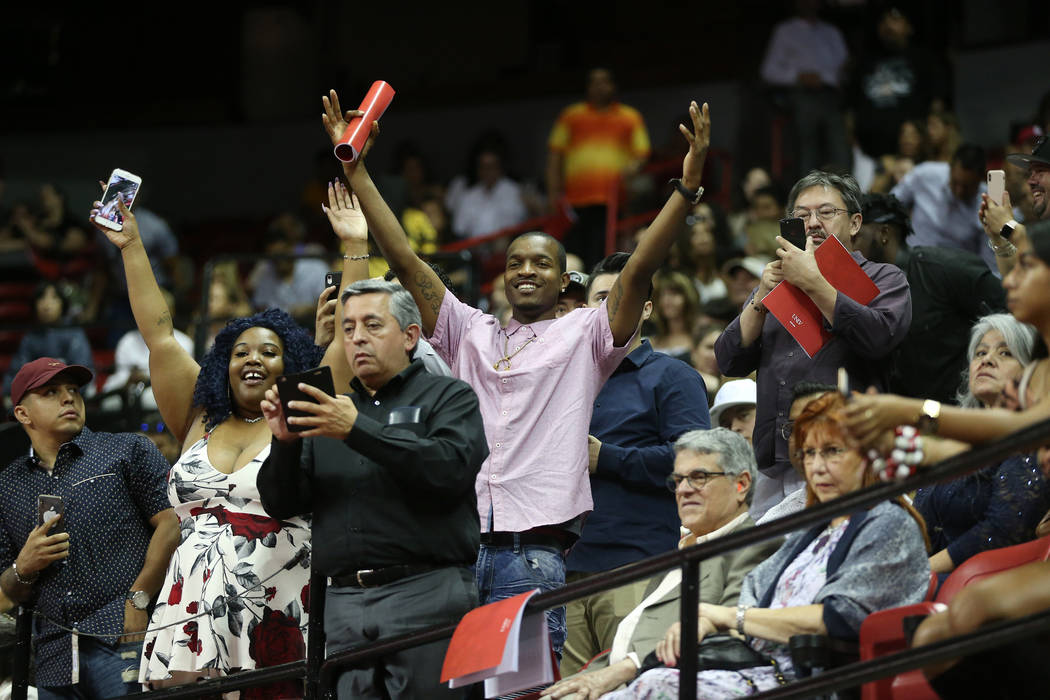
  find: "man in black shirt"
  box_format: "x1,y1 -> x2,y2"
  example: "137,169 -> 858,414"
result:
854,193 -> 1006,403
257,279 -> 488,700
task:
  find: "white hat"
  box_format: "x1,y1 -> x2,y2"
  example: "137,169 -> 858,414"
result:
709,379 -> 757,427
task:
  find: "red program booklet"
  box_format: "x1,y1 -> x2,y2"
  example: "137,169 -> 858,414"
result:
441,589 -> 555,696
762,235 -> 880,358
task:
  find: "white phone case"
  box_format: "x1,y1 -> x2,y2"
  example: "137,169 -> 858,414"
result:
987,169 -> 1006,207
94,167 -> 142,231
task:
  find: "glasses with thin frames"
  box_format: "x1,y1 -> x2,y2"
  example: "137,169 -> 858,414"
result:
801,445 -> 850,464
666,470 -> 728,492
790,207 -> 849,221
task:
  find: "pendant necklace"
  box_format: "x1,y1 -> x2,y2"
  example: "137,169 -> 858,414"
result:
494,327 -> 538,371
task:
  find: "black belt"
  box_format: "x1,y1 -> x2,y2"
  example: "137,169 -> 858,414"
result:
330,564 -> 438,588
479,531 -> 567,550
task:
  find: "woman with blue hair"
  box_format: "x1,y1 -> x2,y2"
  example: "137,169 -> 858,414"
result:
91,184 -> 362,694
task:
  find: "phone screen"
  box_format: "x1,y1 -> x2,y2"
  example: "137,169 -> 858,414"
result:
98,173 -> 141,226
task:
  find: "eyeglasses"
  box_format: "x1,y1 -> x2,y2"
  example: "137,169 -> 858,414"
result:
801,445 -> 850,464
666,470 -> 727,492
790,207 -> 849,221
686,213 -> 712,226
779,420 -> 794,441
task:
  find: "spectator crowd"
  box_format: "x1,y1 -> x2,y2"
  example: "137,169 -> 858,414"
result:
3,5 -> 1050,699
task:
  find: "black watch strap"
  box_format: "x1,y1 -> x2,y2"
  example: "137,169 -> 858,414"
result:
669,178 -> 704,205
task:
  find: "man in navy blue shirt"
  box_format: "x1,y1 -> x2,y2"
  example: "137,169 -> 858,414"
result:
560,253 -> 710,676
0,358 -> 178,699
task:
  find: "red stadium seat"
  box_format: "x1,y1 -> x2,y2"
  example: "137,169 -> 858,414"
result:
860,533 -> 1050,700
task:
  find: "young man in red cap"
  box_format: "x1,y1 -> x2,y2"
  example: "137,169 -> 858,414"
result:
0,357 -> 178,699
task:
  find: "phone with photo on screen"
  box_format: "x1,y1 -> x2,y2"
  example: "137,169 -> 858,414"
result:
94,168 -> 142,231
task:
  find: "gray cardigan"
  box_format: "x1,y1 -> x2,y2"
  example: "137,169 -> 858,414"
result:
739,500 -> 930,640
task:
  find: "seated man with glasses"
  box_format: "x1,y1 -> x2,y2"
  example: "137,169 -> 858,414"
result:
715,170 -> 912,519
541,428 -> 781,700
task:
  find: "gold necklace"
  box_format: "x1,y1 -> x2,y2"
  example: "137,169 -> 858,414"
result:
493,329 -> 538,371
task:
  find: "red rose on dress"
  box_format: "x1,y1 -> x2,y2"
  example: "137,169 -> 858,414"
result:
265,587 -> 277,602
189,505 -> 285,540
168,576 -> 183,605
248,607 -> 306,669
183,621 -> 202,655
186,601 -> 199,614
300,583 -> 309,611
144,639 -> 155,659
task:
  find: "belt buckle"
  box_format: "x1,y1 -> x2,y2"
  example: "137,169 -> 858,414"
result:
355,569 -> 374,588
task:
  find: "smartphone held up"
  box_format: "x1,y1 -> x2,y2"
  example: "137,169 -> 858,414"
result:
94,168 -> 142,231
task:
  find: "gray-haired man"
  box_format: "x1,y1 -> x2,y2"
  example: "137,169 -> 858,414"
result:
257,279 -> 489,699
715,171 -> 912,518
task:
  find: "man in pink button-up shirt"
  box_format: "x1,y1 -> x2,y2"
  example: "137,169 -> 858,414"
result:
322,89 -> 712,663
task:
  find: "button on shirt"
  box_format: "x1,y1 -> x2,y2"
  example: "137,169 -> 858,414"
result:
257,360 -> 488,575
567,341 -> 710,573
892,161 -> 996,274
429,294 -> 633,533
0,428 -> 171,687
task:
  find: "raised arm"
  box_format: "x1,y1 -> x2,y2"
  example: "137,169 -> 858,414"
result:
318,180 -> 370,392
91,196 -> 200,442
606,101 -> 710,346
321,90 -> 446,335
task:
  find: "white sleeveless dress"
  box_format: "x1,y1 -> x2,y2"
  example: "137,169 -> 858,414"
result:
139,435 -> 312,690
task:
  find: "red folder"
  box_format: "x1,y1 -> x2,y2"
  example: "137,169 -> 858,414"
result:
762,235 -> 880,358
334,80 -> 395,163
441,589 -> 555,696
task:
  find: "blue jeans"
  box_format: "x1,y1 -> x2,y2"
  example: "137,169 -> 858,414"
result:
473,540 -> 567,659
38,637 -> 142,699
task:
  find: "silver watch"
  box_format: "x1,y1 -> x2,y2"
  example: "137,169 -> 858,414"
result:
127,590 -> 150,610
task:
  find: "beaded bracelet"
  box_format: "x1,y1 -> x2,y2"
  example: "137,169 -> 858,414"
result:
867,425 -> 924,482
12,561 -> 37,586
343,254 -> 369,261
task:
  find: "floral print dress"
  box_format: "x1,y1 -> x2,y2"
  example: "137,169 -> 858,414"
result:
139,436 -> 312,697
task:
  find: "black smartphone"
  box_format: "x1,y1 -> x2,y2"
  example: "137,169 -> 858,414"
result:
276,366 -> 336,433
325,272 -> 342,292
779,217 -> 807,250
38,495 -> 65,534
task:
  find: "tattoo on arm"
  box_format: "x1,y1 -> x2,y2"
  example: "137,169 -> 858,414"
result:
608,278 -> 624,320
414,270 -> 443,317
156,311 -> 172,328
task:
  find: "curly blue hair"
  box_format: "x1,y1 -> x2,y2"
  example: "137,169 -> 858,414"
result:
192,308 -> 324,431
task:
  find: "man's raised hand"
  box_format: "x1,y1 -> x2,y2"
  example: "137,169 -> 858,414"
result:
321,89 -> 380,178
679,101 -> 711,188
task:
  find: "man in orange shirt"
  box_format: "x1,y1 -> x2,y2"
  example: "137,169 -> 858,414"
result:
547,68 -> 651,268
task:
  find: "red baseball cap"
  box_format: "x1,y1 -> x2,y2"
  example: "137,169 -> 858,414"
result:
10,357 -> 93,406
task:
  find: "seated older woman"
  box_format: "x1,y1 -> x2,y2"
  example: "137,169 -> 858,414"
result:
599,393 -> 931,699
540,428 -> 781,700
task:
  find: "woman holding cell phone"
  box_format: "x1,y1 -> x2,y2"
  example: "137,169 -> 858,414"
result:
90,178 -> 364,695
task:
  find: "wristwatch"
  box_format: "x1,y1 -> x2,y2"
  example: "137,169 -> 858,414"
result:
127,590 -> 150,610
1000,220 -> 1018,240
916,399 -> 941,435
669,178 -> 705,205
